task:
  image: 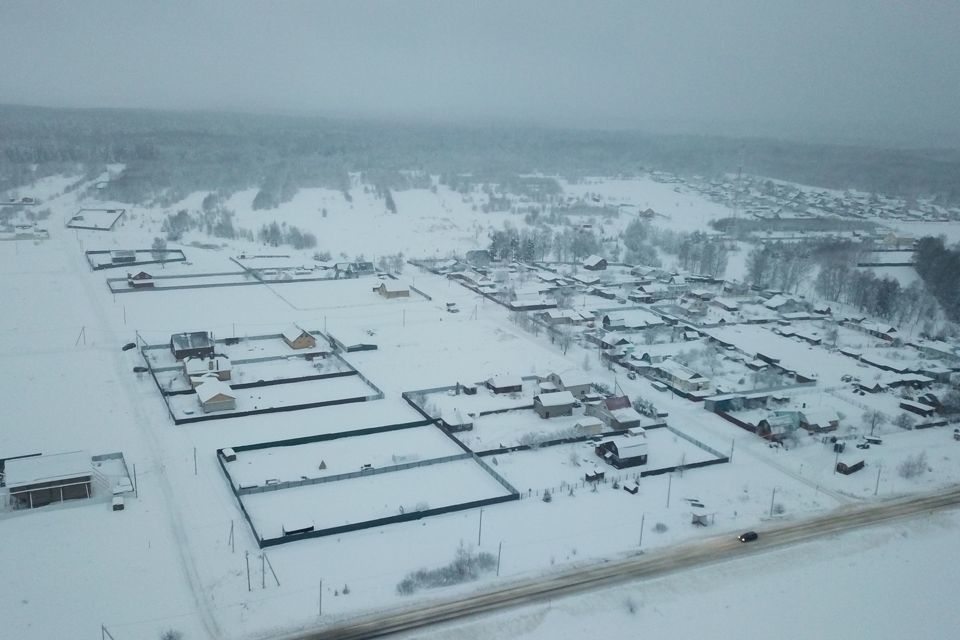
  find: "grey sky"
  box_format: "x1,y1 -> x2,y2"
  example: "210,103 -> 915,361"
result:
2,1 -> 959,145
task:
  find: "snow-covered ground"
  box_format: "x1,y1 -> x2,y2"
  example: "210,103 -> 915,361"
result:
402,509 -> 960,640
0,171 -> 956,640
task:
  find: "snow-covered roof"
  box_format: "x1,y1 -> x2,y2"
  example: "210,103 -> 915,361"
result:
607,433 -> 647,458
184,355 -> 231,376
551,369 -> 593,388
4,451 -> 92,489
281,325 -> 312,343
535,391 -> 576,407
583,255 -> 606,267
378,281 -> 409,293
195,379 -> 235,403
764,294 -> 793,309
487,375 -> 522,388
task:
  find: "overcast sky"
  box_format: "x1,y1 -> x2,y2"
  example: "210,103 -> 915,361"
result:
2,1 -> 959,146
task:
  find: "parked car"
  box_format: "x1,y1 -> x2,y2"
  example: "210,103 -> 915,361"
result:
738,531 -> 759,543
626,371 -> 637,380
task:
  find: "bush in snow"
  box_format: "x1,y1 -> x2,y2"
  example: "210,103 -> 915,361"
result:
396,543 -> 496,595
898,451 -> 928,479
653,522 -> 668,533
542,489 -> 552,503
160,631 -> 183,640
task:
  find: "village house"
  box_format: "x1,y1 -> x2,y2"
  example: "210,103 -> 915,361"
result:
545,371 -> 594,399
485,375 -> 523,395
582,255 -> 608,271
574,417 -> 604,435
586,395 -> 644,430
195,378 -> 237,413
647,358 -> 711,394
533,390 -> 576,418
281,325 -> 317,350
170,331 -> 215,361
4,451 -> 94,509
595,428 -> 648,468
375,281 -> 410,299
126,271 -> 154,288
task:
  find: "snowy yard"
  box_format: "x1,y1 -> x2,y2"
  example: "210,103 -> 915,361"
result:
240,457 -> 513,540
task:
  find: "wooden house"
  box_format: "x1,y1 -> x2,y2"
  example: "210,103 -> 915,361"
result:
545,371 -> 594,399
281,325 -> 317,350
195,378 -> 237,413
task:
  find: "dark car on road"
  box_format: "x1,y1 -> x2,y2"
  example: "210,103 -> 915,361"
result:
738,531 -> 759,543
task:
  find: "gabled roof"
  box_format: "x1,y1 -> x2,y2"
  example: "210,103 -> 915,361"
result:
195,379 -> 235,403
282,325 -> 312,343
535,391 -> 576,407
583,255 -> 606,267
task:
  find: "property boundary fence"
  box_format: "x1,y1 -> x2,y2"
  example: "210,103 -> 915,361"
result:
217,418 -> 520,548
67,208 -> 125,231
138,331 -> 381,424
85,248 -> 186,270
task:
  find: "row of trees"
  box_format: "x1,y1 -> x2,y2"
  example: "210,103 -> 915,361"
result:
746,242 -> 814,293
488,224 -> 606,263
257,221 -> 317,249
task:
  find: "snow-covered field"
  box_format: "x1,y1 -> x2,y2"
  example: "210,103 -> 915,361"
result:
0,171 -> 956,640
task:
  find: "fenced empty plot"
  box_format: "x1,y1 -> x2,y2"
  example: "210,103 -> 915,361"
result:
86,248 -> 186,271
66,208 -> 126,231
219,425 -> 518,546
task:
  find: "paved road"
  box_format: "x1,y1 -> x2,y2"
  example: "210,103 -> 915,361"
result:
277,486 -> 960,640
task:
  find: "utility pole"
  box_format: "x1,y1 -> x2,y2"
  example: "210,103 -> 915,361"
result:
319,579 -> 323,616
639,512 -> 646,548
245,551 -> 251,592
193,447 -> 198,476
496,541 -> 503,576
730,438 -> 735,462
133,463 -> 138,498
769,487 -> 777,517
666,473 -> 673,508
477,508 -> 484,546
874,464 -> 882,495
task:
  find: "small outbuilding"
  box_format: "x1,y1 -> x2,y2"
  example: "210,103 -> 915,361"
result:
281,325 -> 317,350
533,391 -> 576,419
4,451 -> 93,509
195,378 -> 237,413
546,371 -> 594,399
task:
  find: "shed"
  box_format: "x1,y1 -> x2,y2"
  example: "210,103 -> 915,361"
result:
195,379 -> 237,413
281,325 -> 317,350
899,400 -> 936,417
533,391 -> 576,419
836,460 -> 865,475
4,451 -> 93,509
